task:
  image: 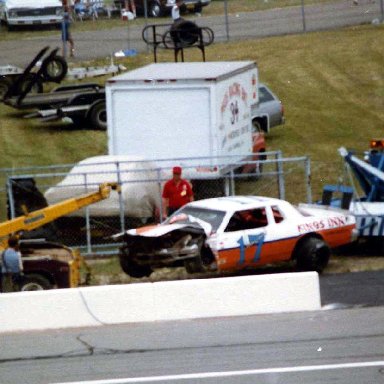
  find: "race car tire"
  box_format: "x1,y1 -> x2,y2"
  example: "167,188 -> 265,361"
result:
184,256 -> 204,274
0,76 -> 12,100
119,253 -> 153,278
295,237 -> 330,273
20,274 -> 52,291
41,55 -> 68,83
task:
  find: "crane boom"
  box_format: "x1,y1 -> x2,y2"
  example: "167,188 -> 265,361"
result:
0,182 -> 119,248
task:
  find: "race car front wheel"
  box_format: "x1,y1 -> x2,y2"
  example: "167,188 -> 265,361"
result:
119,249 -> 152,278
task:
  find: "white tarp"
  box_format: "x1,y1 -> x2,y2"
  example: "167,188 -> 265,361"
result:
44,155 -> 162,218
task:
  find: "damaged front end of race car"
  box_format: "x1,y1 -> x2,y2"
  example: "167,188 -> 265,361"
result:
113,220 -> 216,278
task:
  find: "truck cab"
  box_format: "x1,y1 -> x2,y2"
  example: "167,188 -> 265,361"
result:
0,0 -> 63,30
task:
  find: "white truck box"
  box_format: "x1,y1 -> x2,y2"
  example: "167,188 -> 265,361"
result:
106,61 -> 258,178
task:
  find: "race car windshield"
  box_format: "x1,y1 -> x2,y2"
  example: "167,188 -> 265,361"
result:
168,206 -> 226,232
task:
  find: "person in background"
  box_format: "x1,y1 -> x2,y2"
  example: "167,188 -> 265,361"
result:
1,236 -> 24,292
162,166 -> 193,219
171,0 -> 183,21
62,8 -> 75,57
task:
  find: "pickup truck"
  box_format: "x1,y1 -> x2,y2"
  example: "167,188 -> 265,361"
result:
251,83 -> 285,133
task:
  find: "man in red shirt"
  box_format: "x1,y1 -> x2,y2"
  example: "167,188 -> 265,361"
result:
162,166 -> 193,219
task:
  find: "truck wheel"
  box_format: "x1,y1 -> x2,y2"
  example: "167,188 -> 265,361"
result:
0,77 -> 12,100
119,251 -> 152,278
20,274 -> 52,291
185,256 -> 204,274
41,55 -> 68,83
295,237 -> 330,273
88,101 -> 107,130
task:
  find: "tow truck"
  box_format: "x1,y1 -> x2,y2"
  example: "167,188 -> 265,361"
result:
1,182 -> 119,291
320,139 -> 384,242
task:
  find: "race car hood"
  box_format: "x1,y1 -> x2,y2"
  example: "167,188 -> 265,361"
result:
116,215 -> 213,239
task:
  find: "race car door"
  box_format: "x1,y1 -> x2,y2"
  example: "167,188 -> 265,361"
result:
216,207 -> 269,271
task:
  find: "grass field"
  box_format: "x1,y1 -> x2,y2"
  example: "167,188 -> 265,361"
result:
1,23 -> 383,202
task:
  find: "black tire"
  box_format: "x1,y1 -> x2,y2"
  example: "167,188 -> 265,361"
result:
295,237 -> 330,273
119,251 -> 152,278
41,55 -> 68,83
149,1 -> 162,17
88,101 -> 107,130
17,74 -> 44,95
20,274 -> 52,291
185,256 -> 204,274
0,76 -> 12,100
171,20 -> 199,46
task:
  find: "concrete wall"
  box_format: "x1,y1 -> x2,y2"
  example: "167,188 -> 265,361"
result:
0,272 -> 320,333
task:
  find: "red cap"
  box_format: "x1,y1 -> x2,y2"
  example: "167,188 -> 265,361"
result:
173,166 -> 182,175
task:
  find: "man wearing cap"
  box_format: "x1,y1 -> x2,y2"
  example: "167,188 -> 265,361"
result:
162,166 -> 193,219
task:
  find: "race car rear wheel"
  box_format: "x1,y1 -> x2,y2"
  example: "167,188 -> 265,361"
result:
295,237 -> 330,273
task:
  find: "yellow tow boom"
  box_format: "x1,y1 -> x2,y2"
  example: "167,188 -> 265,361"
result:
0,182 -> 120,249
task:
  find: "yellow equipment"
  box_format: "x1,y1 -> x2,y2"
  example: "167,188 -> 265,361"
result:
1,182 -> 120,290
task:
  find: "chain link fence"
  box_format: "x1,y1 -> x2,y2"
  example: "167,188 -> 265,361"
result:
0,152 -> 310,256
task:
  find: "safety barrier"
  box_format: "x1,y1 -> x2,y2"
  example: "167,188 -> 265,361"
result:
0,272 -> 320,333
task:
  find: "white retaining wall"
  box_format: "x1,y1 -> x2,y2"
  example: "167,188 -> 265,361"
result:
0,272 -> 320,333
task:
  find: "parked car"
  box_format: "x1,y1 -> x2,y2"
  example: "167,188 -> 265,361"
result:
114,195 -> 357,278
251,82 -> 285,133
114,0 -> 210,18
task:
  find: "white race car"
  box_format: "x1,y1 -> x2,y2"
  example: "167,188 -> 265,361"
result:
114,196 -> 357,277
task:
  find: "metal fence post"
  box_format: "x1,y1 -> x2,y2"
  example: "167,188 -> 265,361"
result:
224,0 -> 230,41
83,173 -> 92,255
301,0 -> 307,32
381,0 -> 384,22
305,156 -> 312,203
276,151 -> 285,200
116,161 -> 126,232
6,177 -> 15,220
157,168 -> 164,222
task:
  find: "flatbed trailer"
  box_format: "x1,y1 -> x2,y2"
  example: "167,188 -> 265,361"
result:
7,83 -> 107,130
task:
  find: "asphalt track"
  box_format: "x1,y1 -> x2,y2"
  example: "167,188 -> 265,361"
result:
0,0 -> 383,66
0,270 -> 383,384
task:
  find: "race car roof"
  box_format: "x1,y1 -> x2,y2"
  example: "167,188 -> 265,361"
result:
186,196 -> 287,212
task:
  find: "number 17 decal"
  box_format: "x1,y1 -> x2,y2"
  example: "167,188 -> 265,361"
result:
237,233 -> 265,265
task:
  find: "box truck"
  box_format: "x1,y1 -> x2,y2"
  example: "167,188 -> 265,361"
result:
106,61 -> 260,179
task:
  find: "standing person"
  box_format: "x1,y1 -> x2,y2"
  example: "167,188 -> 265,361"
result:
171,0 -> 183,22
1,236 -> 24,292
162,166 -> 193,219
62,9 -> 75,57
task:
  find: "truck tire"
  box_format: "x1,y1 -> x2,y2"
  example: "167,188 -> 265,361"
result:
88,100 -> 107,130
295,237 -> 330,273
20,274 -> 52,291
0,76 -> 12,100
41,55 -> 68,83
